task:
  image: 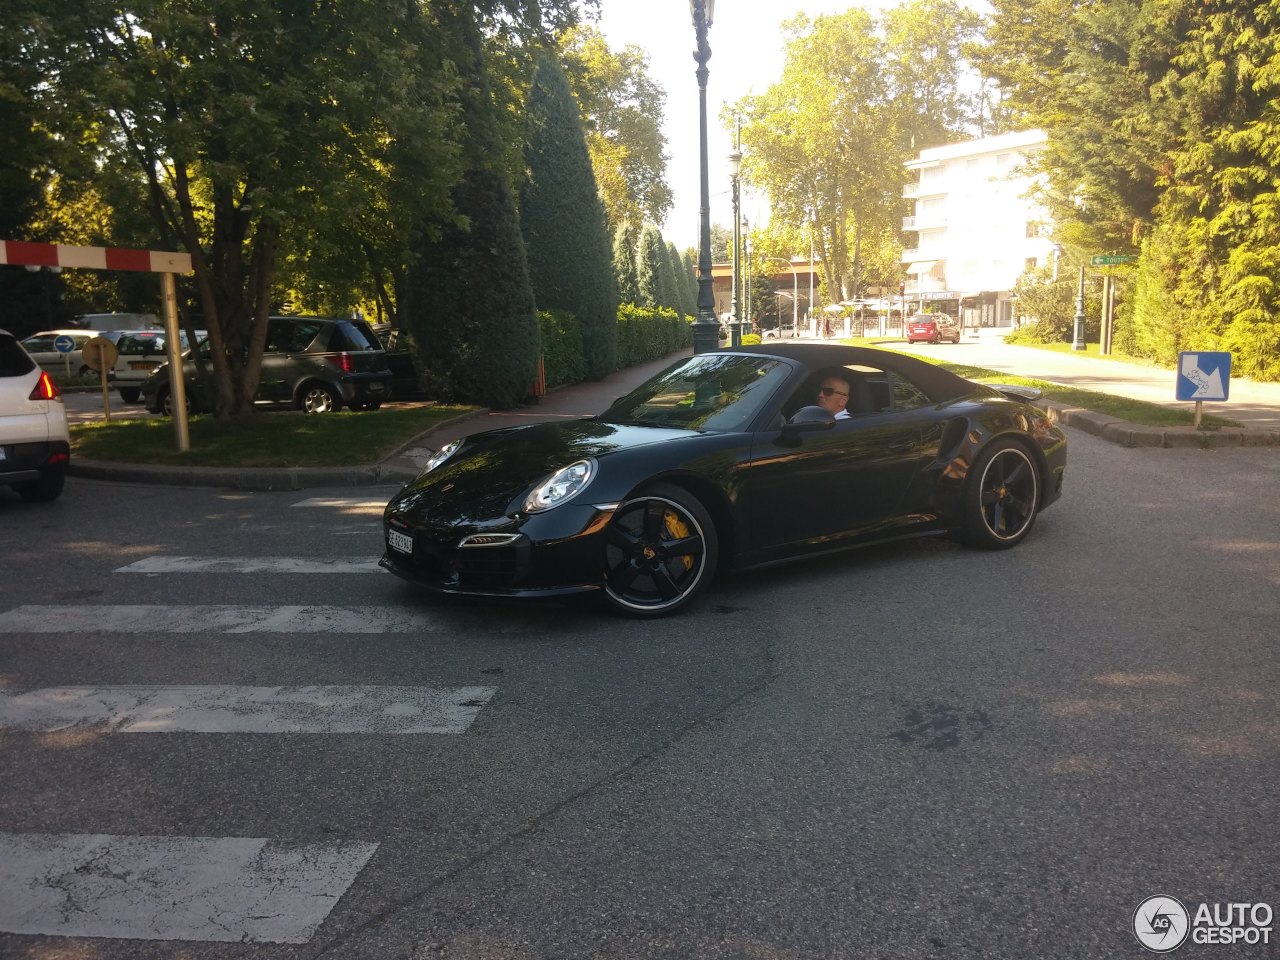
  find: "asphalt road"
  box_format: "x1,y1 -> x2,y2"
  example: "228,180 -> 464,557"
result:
1,429 -> 1278,959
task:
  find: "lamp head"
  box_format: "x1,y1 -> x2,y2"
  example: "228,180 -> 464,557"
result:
728,147 -> 742,177
688,0 -> 715,26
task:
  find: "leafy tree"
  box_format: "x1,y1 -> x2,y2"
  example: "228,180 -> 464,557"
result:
612,221 -> 640,304
520,51 -> 617,379
559,25 -> 672,230
405,2 -> 539,409
16,0 -> 465,417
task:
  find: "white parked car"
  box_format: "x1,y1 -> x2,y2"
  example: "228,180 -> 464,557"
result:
0,327 -> 70,501
20,329 -> 96,378
107,329 -> 201,403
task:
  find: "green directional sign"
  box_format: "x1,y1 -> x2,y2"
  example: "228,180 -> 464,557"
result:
1090,254 -> 1134,266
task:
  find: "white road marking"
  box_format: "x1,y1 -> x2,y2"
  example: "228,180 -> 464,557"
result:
0,832 -> 378,943
0,604 -> 445,634
292,497 -> 388,513
0,684 -> 497,734
115,556 -> 383,574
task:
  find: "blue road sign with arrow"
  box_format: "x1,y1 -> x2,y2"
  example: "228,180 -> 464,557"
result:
53,335 -> 75,354
1176,351 -> 1231,402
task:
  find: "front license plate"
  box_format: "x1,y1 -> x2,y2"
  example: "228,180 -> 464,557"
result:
387,528 -> 414,554
129,361 -> 161,370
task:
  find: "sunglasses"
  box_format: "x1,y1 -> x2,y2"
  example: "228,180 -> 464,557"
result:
819,386 -> 848,398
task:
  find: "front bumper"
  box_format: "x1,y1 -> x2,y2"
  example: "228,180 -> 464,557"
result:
381,501 -> 616,598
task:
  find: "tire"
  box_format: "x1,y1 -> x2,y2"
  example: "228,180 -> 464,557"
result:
961,439 -> 1040,549
118,387 -> 140,403
16,469 -> 65,502
157,387 -> 193,417
299,383 -> 342,413
603,483 -> 718,618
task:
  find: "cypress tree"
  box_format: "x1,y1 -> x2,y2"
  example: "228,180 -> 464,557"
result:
612,221 -> 640,305
403,3 -> 537,409
520,52 -> 618,379
667,240 -> 692,318
657,235 -> 680,313
636,223 -> 665,309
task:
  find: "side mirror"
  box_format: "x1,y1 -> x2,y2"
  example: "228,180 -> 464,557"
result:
778,405 -> 836,443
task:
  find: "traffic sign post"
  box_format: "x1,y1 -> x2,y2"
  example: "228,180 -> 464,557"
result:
54,333 -> 75,377
82,336 -> 119,422
1176,351 -> 1231,427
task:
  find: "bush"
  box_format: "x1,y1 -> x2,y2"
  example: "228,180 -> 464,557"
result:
539,309 -> 585,388
741,333 -> 762,345
617,303 -> 692,366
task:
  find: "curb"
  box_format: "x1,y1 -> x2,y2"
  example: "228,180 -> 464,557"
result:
1041,402 -> 1279,448
70,459 -> 418,491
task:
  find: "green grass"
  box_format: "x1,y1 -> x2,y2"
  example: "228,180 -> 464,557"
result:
71,404 -> 476,467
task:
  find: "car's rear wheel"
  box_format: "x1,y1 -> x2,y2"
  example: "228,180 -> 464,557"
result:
299,383 -> 342,413
16,468 -> 65,502
118,387 -> 140,403
603,483 -> 717,618
962,439 -> 1039,549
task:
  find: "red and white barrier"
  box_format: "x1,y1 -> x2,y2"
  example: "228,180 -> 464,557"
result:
0,240 -> 191,274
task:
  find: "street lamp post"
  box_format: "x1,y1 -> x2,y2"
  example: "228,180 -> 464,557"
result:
689,0 -> 719,355
728,141 -> 742,347
742,217 -> 751,333
1072,264 -> 1087,351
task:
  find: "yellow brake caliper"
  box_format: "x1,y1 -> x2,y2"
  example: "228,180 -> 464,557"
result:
664,509 -> 694,572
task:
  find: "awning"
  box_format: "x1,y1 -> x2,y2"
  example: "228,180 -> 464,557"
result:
906,259 -> 940,274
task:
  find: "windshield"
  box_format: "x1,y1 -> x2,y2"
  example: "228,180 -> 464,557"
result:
599,354 -> 790,432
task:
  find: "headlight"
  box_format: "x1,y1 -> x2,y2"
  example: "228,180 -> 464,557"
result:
421,439 -> 462,475
523,459 -> 595,514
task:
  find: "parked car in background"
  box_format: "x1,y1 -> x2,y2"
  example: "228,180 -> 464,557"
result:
370,323 -> 430,400
108,329 -> 203,403
141,315 -> 393,415
72,312 -> 160,332
906,314 -> 961,344
19,330 -> 96,378
763,324 -> 798,339
0,327 -> 70,501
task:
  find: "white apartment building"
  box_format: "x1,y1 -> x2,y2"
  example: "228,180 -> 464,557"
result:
902,129 -> 1055,329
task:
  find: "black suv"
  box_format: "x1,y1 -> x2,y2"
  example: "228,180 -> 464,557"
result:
141,316 -> 393,415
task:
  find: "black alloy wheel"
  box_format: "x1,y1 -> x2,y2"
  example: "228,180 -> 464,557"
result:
158,387 -> 191,417
962,439 -> 1040,549
603,483 -> 718,617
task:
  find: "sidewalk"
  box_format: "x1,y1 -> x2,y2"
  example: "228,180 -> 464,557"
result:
67,339 -> 1278,491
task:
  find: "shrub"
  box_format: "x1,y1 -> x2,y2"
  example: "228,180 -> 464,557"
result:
617,303 -> 692,366
539,309 -> 586,388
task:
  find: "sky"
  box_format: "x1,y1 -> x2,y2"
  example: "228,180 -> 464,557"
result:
595,0 -> 898,251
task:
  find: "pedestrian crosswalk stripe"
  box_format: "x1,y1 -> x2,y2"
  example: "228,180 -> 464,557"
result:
0,684 -> 497,733
116,556 -> 382,574
0,604 -> 443,634
291,496 -> 388,515
0,832 -> 378,943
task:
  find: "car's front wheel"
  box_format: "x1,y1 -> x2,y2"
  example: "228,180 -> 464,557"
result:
118,387 -> 141,403
603,483 -> 718,618
156,386 -> 192,417
961,439 -> 1040,549
299,383 -> 342,413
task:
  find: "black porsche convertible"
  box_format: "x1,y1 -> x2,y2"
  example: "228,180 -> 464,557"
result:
381,344 -> 1067,617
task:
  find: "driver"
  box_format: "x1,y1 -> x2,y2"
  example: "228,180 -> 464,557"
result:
816,375 -> 851,419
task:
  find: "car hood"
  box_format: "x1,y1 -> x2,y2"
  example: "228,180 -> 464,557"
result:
389,419 -> 699,525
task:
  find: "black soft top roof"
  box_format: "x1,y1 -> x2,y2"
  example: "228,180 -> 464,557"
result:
720,342 -> 979,403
